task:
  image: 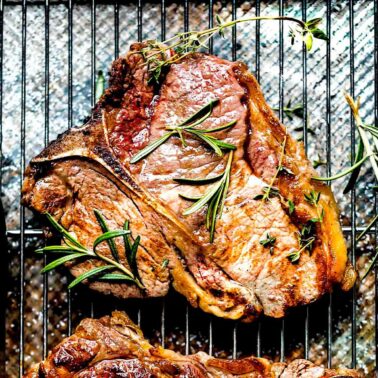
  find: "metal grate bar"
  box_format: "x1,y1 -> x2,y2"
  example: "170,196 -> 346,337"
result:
183,0 -> 190,356
231,0 -> 237,360
255,0 -> 261,358
160,0 -> 165,41
208,0 -> 213,358
114,1 -> 119,58
278,0 -> 285,362
42,0 -> 50,358
325,0 -> 333,367
348,0 -> 357,369
19,0 -> 27,375
375,0 -> 378,369
0,0 -> 4,376
301,0 -> 309,360
160,0 -> 166,350
67,0 -> 74,336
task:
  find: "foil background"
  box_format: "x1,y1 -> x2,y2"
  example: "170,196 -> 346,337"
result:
1,1 -> 376,376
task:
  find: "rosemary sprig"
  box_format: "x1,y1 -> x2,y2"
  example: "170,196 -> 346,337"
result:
130,99 -> 236,163
176,151 -> 234,242
311,94 -> 378,279
36,212 -> 145,289
139,15 -> 327,84
313,94 -> 378,187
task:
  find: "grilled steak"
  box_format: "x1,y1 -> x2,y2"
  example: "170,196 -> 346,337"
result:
22,42 -> 356,321
23,311 -> 361,378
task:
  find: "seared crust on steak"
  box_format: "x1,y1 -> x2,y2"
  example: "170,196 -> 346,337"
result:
23,311 -> 361,378
22,43 -> 356,321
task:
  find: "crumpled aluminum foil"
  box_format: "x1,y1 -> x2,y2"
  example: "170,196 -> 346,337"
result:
1,1 -> 376,376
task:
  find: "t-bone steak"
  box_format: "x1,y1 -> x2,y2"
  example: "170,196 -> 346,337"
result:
22,42 -> 356,321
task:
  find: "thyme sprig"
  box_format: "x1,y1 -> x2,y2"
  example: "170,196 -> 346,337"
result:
36,212 -> 144,289
288,191 -> 323,263
130,99 -> 236,163
175,151 -> 234,242
139,15 -> 327,84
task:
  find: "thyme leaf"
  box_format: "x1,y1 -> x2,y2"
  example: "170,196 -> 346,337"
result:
260,233 -> 276,255
37,211 -> 145,290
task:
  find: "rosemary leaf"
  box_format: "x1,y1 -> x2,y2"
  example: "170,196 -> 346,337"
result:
343,137 -> 365,194
209,186 -> 225,242
200,120 -> 237,133
41,252 -> 88,273
130,131 -> 174,163
99,273 -> 135,281
68,265 -> 114,289
190,132 -> 223,156
36,245 -> 83,254
94,209 -> 120,262
357,214 -> 378,242
183,179 -> 223,216
179,193 -> 203,201
312,154 -> 373,181
179,99 -> 219,127
44,213 -> 86,251
93,230 -> 131,253
174,172 -> 224,185
129,235 -> 141,280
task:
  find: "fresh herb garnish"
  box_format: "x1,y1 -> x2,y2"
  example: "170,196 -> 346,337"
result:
260,233 -> 276,254
288,192 -> 324,263
310,94 -> 378,279
287,199 -> 295,214
130,99 -> 236,163
288,230 -> 316,263
304,190 -> 324,223
138,15 -> 327,84
36,212 -> 144,289
177,151 -> 234,242
312,94 -> 378,189
162,259 -> 169,268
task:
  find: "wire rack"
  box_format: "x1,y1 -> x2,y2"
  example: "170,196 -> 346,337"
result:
1,0 -> 377,377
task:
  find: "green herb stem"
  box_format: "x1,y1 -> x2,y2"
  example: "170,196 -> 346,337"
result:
37,211 -> 145,290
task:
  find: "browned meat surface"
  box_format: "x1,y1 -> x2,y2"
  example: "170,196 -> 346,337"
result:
23,311 -> 361,378
22,42 -> 356,321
